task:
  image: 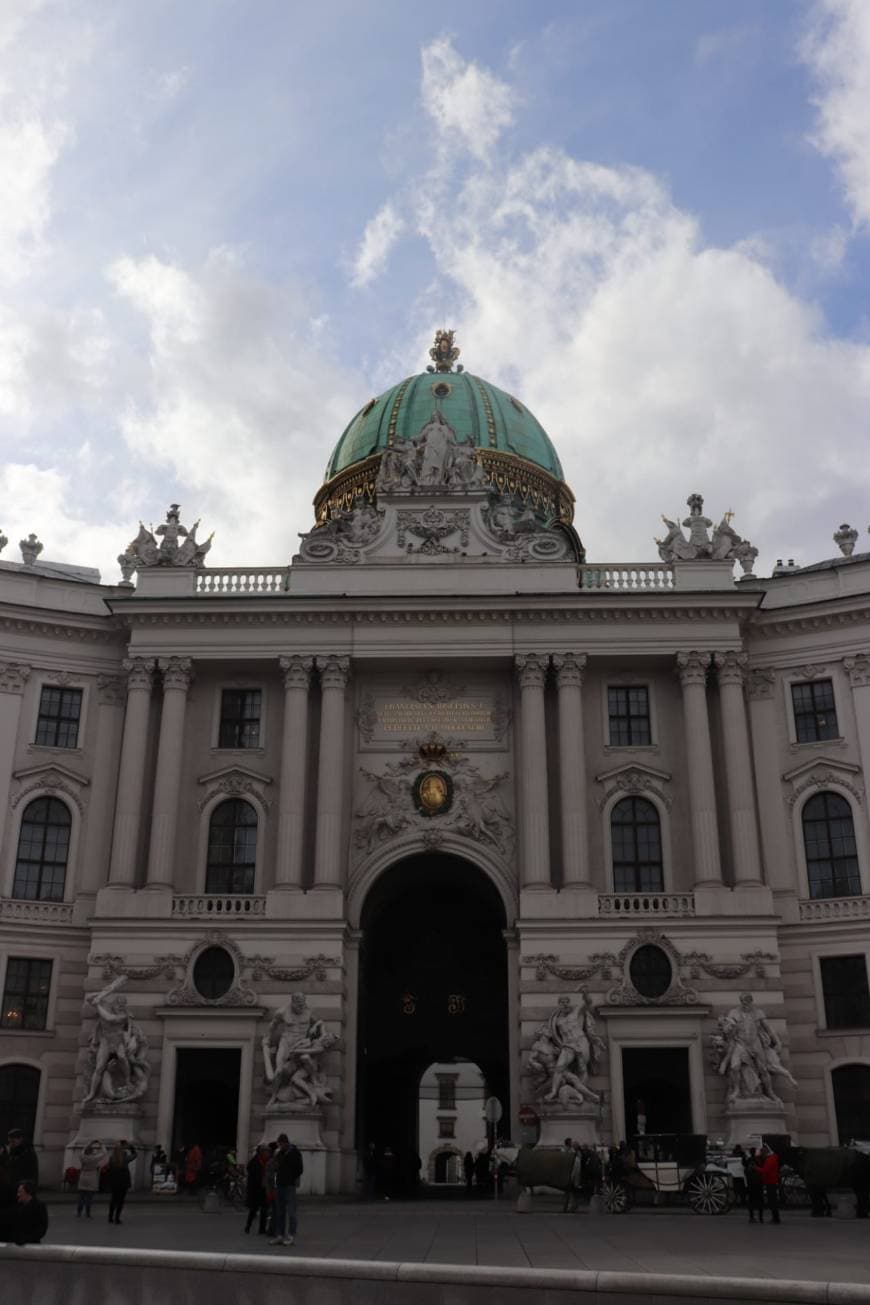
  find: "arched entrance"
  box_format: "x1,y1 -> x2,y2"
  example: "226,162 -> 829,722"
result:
358,853 -> 509,1193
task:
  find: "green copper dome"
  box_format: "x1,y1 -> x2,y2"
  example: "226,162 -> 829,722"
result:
324,370 -> 564,482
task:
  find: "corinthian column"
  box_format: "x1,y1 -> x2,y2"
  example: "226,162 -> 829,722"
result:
275,655 -> 313,888
515,653 -> 551,887
715,652 -> 763,885
676,651 -> 722,886
108,657 -> 155,887
144,657 -> 193,889
314,655 -> 350,888
552,653 -> 589,887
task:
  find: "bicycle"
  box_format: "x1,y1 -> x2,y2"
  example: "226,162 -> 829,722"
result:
198,1167 -> 246,1212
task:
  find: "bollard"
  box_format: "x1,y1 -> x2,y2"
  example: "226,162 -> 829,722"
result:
201,1189 -> 221,1213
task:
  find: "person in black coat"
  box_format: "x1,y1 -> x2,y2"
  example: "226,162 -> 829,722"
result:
244,1144 -> 269,1234
0,1130 -> 40,1241
13,1180 -> 48,1245
106,1140 -> 136,1224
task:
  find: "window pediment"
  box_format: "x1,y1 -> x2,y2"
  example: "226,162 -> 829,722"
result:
782,757 -> 863,806
595,762 -> 672,811
10,764 -> 90,813
196,766 -> 273,812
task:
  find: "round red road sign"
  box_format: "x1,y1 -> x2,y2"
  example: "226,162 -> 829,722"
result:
518,1105 -> 538,1128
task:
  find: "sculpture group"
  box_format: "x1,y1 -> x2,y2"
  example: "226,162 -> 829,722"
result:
376,410 -> 487,493
656,493 -> 757,574
82,975 -> 150,1107
262,993 -> 336,1109
122,503 -> 213,572
713,993 -> 798,1104
528,992 -> 605,1108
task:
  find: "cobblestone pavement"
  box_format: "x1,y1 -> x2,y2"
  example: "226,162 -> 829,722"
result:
39,1196 -> 870,1283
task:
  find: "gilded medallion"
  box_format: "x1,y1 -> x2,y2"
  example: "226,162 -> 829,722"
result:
413,769 -> 453,817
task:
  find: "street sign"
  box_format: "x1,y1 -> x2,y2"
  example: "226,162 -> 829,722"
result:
518,1104 -> 538,1128
484,1095 -> 503,1124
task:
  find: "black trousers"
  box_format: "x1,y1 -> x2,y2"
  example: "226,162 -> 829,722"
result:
245,1193 -> 267,1232
765,1185 -> 780,1221
108,1189 -> 127,1221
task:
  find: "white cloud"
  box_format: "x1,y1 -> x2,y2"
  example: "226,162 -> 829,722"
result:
350,202 -> 405,288
420,36 -> 515,160
106,248 -> 362,567
0,462 -> 126,579
803,0 -> 870,226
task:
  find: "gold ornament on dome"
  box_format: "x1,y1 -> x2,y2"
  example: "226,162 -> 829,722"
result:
426,328 -> 463,374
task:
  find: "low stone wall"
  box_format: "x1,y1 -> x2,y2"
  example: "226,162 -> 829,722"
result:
3,1245 -> 870,1305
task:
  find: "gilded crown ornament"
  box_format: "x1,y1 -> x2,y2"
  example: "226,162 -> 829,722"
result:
427,328 -> 463,374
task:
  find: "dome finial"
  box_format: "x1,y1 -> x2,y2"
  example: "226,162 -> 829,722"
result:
426,328 -> 463,374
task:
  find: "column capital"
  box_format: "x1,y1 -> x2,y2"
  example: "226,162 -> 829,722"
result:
844,653 -> 870,687
552,652 -> 587,688
714,651 -> 749,687
122,656 -> 155,692
280,654 -> 314,690
158,656 -> 193,692
317,654 -> 350,690
515,652 -> 549,689
0,662 -> 31,695
676,651 -> 711,687
747,667 -> 776,700
96,674 -> 127,707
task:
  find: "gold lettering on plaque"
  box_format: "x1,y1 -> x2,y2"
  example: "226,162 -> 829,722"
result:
381,700 -> 491,734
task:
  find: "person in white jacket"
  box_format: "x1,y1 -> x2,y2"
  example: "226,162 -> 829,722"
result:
77,1140 -> 107,1218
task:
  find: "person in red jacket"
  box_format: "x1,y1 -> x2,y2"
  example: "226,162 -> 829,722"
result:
756,1145 -> 781,1224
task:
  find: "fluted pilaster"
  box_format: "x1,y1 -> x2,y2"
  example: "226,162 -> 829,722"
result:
108,657 -> 155,887
275,655 -> 314,888
515,653 -> 551,887
553,652 -> 589,887
314,655 -> 350,888
676,651 -> 722,886
715,652 -> 763,885
144,657 -> 193,889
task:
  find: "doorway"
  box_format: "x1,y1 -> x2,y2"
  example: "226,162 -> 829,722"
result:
622,1047 -> 692,1137
358,853 -> 509,1193
172,1048 -> 241,1162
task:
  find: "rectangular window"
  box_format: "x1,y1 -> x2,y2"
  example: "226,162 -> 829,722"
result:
438,1118 -> 455,1139
35,686 -> 82,748
608,686 -> 651,747
437,1076 -> 457,1111
218,690 -> 261,749
820,955 -> 870,1029
1,958 -> 52,1031
792,680 -> 839,744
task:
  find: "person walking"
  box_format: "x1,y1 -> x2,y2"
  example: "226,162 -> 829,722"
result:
267,1132 -> 303,1247
244,1144 -> 270,1234
0,1129 -> 39,1240
184,1141 -> 203,1193
77,1140 -> 107,1218
13,1180 -> 48,1245
756,1144 -> 781,1224
463,1150 -> 475,1195
106,1139 -> 136,1224
744,1147 -> 764,1223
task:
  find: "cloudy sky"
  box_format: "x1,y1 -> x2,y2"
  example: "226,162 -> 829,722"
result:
2,0 -> 870,578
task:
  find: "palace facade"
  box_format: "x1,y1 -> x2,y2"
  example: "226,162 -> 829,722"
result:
2,333 -> 870,1190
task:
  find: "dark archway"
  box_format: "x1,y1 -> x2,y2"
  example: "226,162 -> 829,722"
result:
358,853 -> 509,1193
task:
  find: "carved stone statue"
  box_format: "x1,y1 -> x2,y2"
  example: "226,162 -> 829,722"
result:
655,494 -> 756,571
529,992 -> 605,1107
298,499 -> 382,562
262,993 -> 336,1109
374,411 -> 484,495
82,975 -> 149,1107
125,504 -> 213,571
714,992 -> 798,1104
416,410 -> 454,486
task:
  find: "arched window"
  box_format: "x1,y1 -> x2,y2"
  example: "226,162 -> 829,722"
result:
802,792 -> 860,899
0,1064 -> 40,1142
12,798 -> 71,900
205,799 -> 257,894
831,1064 -> 870,1145
611,797 -> 664,893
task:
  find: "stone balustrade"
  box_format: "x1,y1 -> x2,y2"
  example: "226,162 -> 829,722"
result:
579,564 -> 674,591
171,894 -> 266,917
799,895 -> 870,921
598,892 -> 695,917
195,568 -> 290,594
0,898 -> 74,923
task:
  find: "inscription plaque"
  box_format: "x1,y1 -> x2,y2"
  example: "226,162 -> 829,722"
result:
357,677 -> 510,750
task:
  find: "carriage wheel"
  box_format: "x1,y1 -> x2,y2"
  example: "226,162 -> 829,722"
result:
602,1180 -> 629,1214
687,1173 -> 731,1215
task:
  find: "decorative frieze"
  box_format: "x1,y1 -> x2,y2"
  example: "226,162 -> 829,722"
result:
595,762 -> 673,810
0,662 -> 31,694
196,766 -> 273,812
10,763 -> 90,814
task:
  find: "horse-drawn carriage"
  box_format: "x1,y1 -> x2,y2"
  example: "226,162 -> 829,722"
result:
602,1134 -> 735,1215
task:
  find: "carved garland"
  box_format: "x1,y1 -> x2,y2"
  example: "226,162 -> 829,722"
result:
248,954 -> 340,983
596,767 -> 673,812
10,768 -> 90,815
787,768 -> 864,807
524,931 -> 778,1008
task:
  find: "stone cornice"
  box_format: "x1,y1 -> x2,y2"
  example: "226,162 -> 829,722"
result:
0,610 -> 125,643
